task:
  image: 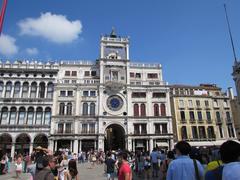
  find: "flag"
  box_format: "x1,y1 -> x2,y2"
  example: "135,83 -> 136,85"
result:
0,0 -> 7,35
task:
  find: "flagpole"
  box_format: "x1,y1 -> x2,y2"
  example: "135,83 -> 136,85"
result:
0,0 -> 8,35
224,4 -> 238,63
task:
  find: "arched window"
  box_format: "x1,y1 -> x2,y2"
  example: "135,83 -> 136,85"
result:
36,107 -> 43,125
44,107 -> 51,125
18,107 -> 26,125
27,107 -> 34,125
0,81 -> 4,98
22,82 -> 29,98
9,107 -> 17,124
30,82 -> 37,98
82,103 -> 88,115
66,103 -> 72,115
47,83 -> 54,99
59,103 -> 65,115
39,82 -> 45,98
181,126 -> 188,140
13,82 -> 21,98
5,81 -> 12,98
134,104 -> 139,117
90,103 -> 95,116
160,103 -> 166,116
154,104 -> 159,116
140,104 -> 146,116
1,107 -> 8,125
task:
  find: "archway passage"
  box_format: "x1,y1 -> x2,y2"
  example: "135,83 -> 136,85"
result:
33,134 -> 48,149
15,133 -> 30,155
0,133 -> 12,158
104,124 -> 125,151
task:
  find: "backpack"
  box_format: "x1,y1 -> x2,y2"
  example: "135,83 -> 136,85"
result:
36,155 -> 45,171
212,166 -> 224,180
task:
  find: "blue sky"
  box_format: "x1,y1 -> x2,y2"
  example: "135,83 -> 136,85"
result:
0,0 -> 240,92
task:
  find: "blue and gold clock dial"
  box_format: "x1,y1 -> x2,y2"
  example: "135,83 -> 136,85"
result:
107,95 -> 123,111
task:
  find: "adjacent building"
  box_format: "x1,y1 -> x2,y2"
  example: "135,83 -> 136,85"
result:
170,84 -> 237,147
0,60 -> 58,158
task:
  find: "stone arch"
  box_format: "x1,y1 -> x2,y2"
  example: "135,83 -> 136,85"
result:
15,133 -> 31,155
33,133 -> 48,148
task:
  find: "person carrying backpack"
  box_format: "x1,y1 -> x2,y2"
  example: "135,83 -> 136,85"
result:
205,140 -> 240,180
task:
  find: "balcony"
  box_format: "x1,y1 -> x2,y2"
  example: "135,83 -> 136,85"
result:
54,130 -> 74,134
81,130 -> 96,134
180,119 -> 187,124
189,119 -> 196,123
207,119 -> 213,124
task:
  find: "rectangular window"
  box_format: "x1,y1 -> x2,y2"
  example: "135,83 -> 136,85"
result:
130,72 -> 134,78
199,126 -> 206,139
135,73 -> 141,78
91,71 -> 96,76
206,111 -> 211,121
226,112 -> 231,122
197,111 -> 202,121
58,124 -> 63,133
152,92 -> 166,98
65,71 -> 70,76
196,100 -> 200,106
134,124 -> 140,134
121,76 -> 125,80
67,91 -> 73,97
132,92 -> 146,98
141,124 -> 147,134
180,111 -> 185,121
65,123 -> 72,133
60,91 -> 66,97
179,100 -> 184,107
213,100 -> 218,107
162,124 -> 168,134
64,80 -> 69,84
192,126 -> 198,139
90,91 -> 96,96
82,124 -> 88,133
219,125 -> 223,138
155,124 -> 161,134
89,123 -> 95,134
84,71 -> 90,76
216,112 -> 221,123
72,71 -> 77,76
112,71 -> 118,81
72,80 -> 77,84
188,100 -> 193,107
205,100 -> 209,107
189,111 -> 195,120
147,73 -> 158,79
83,91 -> 88,96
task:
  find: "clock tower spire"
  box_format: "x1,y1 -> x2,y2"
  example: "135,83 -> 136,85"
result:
100,28 -> 129,60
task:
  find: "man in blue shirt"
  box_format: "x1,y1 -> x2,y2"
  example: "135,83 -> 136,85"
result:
166,141 -> 204,180
150,148 -> 159,177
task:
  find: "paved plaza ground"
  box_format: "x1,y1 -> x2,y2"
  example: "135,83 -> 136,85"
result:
0,162 -> 162,180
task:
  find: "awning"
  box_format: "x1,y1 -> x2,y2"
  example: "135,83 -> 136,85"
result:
156,142 -> 169,147
188,141 -> 215,147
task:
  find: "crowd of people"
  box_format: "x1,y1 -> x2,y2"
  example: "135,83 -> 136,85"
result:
0,140 -> 239,180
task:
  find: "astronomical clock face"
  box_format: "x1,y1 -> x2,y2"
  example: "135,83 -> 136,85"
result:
107,95 -> 123,111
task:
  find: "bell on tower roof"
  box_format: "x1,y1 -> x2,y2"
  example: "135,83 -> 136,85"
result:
110,27 -> 117,38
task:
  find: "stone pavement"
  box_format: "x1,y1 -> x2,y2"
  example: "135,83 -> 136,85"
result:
0,162 -> 161,180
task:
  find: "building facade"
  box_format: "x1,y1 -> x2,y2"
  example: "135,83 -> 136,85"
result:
232,62 -> 240,139
49,31 -> 174,153
170,84 -> 237,147
0,60 -> 58,158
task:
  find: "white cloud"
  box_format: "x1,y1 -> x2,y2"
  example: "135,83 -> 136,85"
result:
0,34 -> 18,56
18,12 -> 82,44
26,47 -> 38,55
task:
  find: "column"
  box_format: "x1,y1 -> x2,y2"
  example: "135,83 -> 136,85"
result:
70,140 -> 73,152
28,83 -> 31,98
94,140 -> 97,150
146,139 -> 149,151
73,139 -> 78,154
79,140 -> 82,152
63,123 -> 66,134
44,85 -> 48,99
19,84 -> 23,98
149,138 -> 153,152
128,139 -> 132,152
36,85 -> 39,98
11,143 -> 15,159
132,139 -> 135,152
29,142 -> 33,155
55,140 -> 58,151
48,140 -> 54,152
98,136 -> 104,151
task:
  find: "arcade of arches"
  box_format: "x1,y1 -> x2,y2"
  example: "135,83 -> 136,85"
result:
0,133 -> 48,158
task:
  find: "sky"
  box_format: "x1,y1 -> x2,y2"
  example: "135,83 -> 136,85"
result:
0,0 -> 240,93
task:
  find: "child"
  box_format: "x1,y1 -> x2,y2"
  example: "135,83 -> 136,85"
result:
15,156 -> 23,179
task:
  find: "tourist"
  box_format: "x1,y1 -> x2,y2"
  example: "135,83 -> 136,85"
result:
136,151 -> 144,177
117,152 -> 132,180
15,155 -> 23,179
90,151 -> 97,168
27,155 -> 36,180
150,148 -> 159,177
64,159 -> 79,180
59,155 -> 69,180
34,155 -> 56,180
160,151 -> 175,180
0,155 -> 6,175
205,140 -> 240,180
166,141 -> 204,180
144,152 -> 151,180
105,152 -> 116,180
